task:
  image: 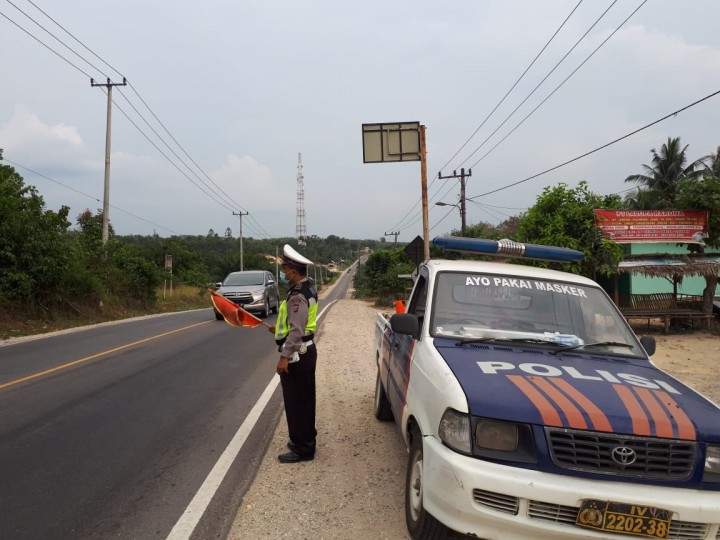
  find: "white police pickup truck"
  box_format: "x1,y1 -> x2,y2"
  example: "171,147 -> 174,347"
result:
373,236 -> 720,540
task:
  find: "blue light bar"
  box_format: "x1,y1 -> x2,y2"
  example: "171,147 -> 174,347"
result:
432,236 -> 584,263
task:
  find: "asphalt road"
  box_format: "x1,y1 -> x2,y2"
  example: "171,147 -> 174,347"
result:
0,270 -> 353,540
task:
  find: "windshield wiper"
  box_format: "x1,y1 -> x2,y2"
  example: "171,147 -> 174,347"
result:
548,341 -> 634,355
455,337 -> 552,347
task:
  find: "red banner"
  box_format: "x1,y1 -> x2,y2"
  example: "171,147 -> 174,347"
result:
593,210 -> 709,244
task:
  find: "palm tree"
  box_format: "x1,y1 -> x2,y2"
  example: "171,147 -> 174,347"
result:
624,137 -> 706,208
699,145 -> 720,178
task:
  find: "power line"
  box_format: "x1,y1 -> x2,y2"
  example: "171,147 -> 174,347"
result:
458,0 -> 620,170
1,3 -> 273,239
468,0 -> 647,171
385,1 -> 589,235
439,0 -> 584,174
3,157 -> 181,235
467,87 -> 720,201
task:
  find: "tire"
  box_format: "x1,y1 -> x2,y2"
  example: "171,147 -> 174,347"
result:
214,309 -> 223,321
373,369 -> 393,421
261,299 -> 270,318
405,427 -> 451,540
271,297 -> 279,314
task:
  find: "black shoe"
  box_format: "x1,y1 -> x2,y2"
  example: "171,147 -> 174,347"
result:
287,440 -> 299,452
278,451 -> 314,463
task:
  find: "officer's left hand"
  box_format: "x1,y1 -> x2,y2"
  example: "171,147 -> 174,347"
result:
267,325 -> 275,334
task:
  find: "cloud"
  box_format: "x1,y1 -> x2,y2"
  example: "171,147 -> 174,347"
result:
0,104 -> 98,170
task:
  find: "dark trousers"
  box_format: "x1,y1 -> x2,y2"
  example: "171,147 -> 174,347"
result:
280,344 -> 317,456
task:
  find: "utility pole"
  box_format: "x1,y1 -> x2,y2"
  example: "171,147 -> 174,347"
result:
384,231 -> 400,247
91,77 -> 127,244
233,211 -> 248,270
438,168 -> 471,235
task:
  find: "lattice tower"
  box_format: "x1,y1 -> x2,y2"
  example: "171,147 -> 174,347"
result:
295,153 -> 307,239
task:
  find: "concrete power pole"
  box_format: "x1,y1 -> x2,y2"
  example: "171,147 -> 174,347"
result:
91,77 -> 127,244
438,168 -> 472,235
384,231 -> 400,247
233,211 -> 248,270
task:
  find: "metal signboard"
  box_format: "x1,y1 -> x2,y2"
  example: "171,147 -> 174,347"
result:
362,122 -> 421,163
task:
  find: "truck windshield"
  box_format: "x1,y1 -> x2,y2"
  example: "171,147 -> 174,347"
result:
430,271 -> 643,357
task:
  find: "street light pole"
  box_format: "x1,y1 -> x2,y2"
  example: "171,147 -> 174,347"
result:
435,201 -> 464,234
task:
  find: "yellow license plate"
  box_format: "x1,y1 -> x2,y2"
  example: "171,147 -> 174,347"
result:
576,499 -> 672,539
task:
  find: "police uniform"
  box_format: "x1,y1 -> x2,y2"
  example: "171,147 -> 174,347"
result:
274,245 -> 318,463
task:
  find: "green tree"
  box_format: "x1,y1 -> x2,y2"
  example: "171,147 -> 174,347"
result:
353,248 -> 414,305
699,145 -> 720,178
517,182 -> 624,279
624,137 -> 706,208
0,152 -> 74,304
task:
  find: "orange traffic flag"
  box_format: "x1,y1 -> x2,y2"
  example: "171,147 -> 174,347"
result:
208,289 -> 269,329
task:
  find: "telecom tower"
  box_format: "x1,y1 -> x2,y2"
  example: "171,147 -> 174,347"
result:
295,153 -> 307,242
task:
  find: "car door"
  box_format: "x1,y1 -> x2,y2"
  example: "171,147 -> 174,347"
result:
387,270 -> 428,422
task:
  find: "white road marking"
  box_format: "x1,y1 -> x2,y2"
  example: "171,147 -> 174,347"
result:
167,296 -> 341,539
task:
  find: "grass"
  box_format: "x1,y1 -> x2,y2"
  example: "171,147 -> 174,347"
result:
0,284 -> 211,341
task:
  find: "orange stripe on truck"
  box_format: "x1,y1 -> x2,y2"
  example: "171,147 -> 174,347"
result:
612,384 -> 651,436
548,378 -> 613,432
507,375 -> 562,427
529,377 -> 588,429
634,387 -> 675,438
653,390 -> 696,441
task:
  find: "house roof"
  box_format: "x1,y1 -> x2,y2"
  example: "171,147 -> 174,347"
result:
616,254 -> 720,278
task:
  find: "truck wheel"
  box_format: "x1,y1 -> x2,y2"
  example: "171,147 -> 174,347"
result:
373,370 -> 393,421
214,309 -> 223,321
405,428 -> 450,540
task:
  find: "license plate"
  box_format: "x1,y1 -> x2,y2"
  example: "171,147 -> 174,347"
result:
576,499 -> 672,539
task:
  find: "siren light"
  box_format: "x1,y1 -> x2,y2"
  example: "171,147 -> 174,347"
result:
432,236 -> 583,263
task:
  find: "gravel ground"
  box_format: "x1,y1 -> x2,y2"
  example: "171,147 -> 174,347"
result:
227,295 -> 720,540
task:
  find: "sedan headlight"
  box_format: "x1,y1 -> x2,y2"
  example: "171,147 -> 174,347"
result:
703,445 -> 720,483
438,409 -> 472,454
251,289 -> 265,299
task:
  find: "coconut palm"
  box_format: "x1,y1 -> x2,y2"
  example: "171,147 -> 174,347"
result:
624,137 -> 706,207
699,145 -> 720,178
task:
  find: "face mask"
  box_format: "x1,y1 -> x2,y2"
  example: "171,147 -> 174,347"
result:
279,271 -> 289,284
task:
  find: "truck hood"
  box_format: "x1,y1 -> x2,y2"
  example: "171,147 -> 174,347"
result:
434,338 -> 720,442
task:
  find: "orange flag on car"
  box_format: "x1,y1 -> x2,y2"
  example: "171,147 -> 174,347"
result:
208,289 -> 271,329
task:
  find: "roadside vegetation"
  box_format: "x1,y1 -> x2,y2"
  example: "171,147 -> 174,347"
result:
0,149 -> 370,339
352,137 -> 720,319
2,138 -> 719,337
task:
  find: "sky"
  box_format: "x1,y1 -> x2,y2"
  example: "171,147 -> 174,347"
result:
2,0 -> 720,243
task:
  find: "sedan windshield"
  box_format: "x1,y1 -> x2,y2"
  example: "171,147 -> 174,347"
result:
224,272 -> 265,286
430,271 -> 643,358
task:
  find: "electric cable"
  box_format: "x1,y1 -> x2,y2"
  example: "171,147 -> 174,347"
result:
467,87 -> 720,201
3,157 -> 182,235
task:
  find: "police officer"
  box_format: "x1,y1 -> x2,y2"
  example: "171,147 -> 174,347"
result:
274,244 -> 318,463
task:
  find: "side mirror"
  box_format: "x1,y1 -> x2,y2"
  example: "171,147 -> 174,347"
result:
267,279 -> 275,285
639,336 -> 656,357
390,313 -> 420,340
215,282 -> 222,288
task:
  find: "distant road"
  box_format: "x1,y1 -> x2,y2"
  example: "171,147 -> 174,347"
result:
0,269 -> 353,540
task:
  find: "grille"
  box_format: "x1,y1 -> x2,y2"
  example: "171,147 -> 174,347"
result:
472,489 -> 518,514
546,428 -> 697,479
223,292 -> 253,303
528,501 -> 710,540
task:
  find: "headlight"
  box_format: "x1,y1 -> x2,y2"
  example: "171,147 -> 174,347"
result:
438,409 -> 472,454
251,289 -> 265,299
476,419 -> 518,451
703,445 -> 720,483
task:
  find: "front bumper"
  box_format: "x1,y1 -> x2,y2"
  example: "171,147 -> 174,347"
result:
422,436 -> 720,540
